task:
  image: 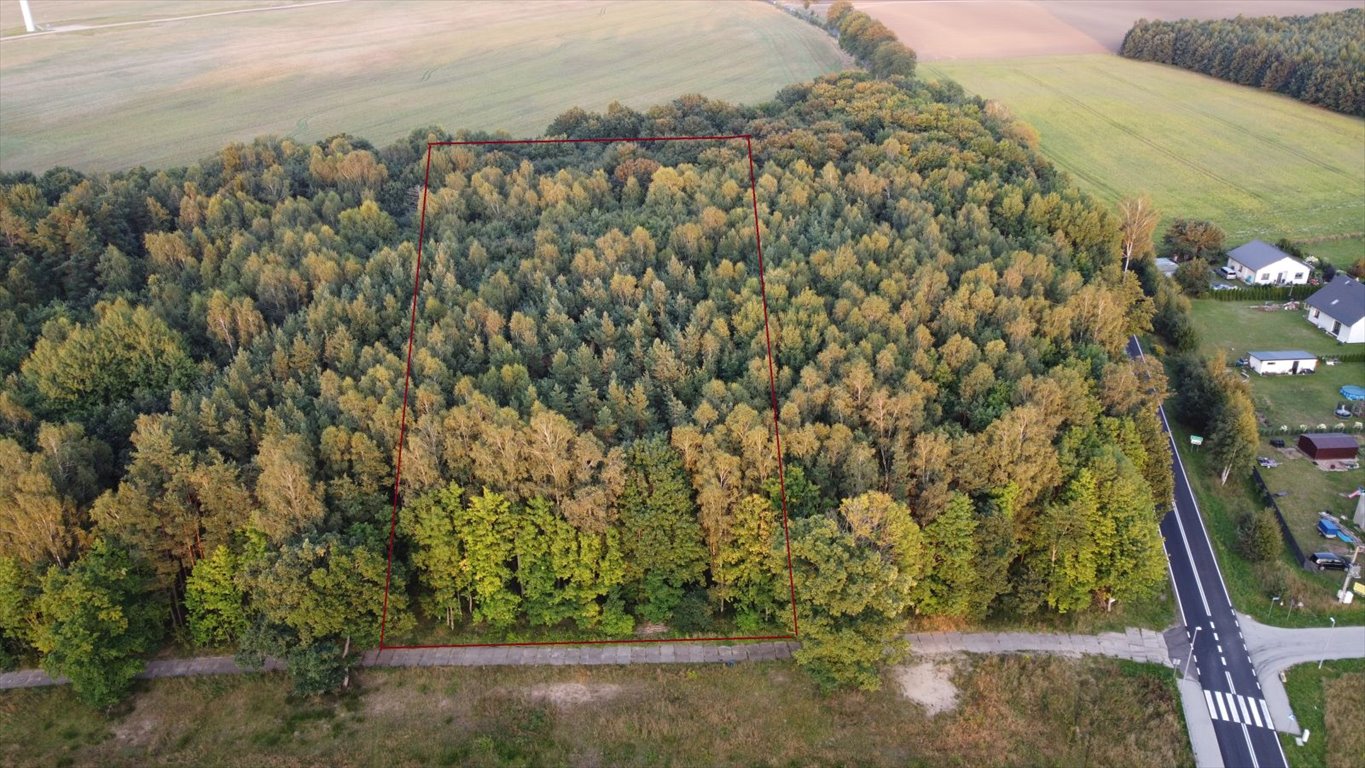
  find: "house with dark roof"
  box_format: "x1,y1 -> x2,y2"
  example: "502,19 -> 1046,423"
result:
1224,240 -> 1310,285
1305,274 -> 1365,344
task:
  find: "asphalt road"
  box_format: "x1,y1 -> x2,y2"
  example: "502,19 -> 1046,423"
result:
1130,336 -> 1288,768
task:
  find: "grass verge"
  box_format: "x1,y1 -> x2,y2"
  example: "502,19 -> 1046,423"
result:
0,655 -> 1191,768
1277,658 -> 1365,768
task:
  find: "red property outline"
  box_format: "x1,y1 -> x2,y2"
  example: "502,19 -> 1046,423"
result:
379,134 -> 798,649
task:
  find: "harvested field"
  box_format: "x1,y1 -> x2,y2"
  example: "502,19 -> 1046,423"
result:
0,0 -> 847,172
856,1 -> 1363,60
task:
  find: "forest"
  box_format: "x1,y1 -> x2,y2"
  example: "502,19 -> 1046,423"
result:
0,24 -> 1175,703
1119,8 -> 1365,117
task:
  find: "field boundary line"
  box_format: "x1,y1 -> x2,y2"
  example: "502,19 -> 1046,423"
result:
0,0 -> 350,43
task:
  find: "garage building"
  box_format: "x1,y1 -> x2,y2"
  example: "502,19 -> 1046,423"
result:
1247,350 -> 1317,375
1297,433 -> 1360,461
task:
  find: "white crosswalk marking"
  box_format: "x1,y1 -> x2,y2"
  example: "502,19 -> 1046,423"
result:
1203,689 -> 1275,729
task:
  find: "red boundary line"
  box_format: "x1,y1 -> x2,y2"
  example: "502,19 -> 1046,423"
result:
379,134 -> 798,649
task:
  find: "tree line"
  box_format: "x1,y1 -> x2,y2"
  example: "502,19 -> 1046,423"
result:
826,0 -> 917,80
1120,9 -> 1365,117
1,65 -> 1172,704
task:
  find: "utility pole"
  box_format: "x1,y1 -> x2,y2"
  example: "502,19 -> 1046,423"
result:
1318,617 -> 1336,669
19,0 -> 37,33
1338,544 -> 1362,604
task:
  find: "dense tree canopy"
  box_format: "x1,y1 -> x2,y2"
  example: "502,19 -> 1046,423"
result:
1121,9 -> 1365,116
0,65 -> 1171,693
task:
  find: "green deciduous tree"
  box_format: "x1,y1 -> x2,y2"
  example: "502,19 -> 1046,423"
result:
185,544 -> 248,647
238,532 -> 409,694
32,540 -> 163,708
790,492 -> 924,691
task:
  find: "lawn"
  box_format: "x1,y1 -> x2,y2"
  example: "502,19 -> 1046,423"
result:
0,655 -> 1190,768
1278,658 -> 1365,768
1188,300 -> 1365,430
0,0 -> 848,172
1304,237 -> 1365,271
921,55 -> 1365,242
1256,452 -> 1365,565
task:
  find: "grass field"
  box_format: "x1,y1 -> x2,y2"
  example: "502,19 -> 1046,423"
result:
921,55 -> 1365,242
1189,300 -> 1365,430
0,656 -> 1190,768
1278,658 -> 1365,768
1306,237 -> 1365,270
0,1 -> 848,172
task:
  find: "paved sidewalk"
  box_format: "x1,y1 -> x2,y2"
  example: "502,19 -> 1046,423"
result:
1237,612 -> 1365,736
1178,677 -> 1227,768
362,640 -> 798,668
906,627 -> 1172,664
1,628 -> 1179,691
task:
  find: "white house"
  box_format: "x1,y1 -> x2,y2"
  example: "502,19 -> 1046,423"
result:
1247,350 -> 1317,375
1225,240 -> 1310,285
1305,274 -> 1365,344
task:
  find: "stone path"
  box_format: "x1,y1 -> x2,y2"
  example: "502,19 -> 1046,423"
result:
906,626 -> 1172,664
0,628 -> 1175,691
0,629 -> 1186,692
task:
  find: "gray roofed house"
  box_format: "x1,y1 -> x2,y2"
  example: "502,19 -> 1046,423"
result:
1305,274 -> 1365,344
1224,240 -> 1310,285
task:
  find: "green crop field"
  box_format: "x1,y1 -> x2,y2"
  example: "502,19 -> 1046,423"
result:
922,55 -> 1365,242
0,0 -> 848,172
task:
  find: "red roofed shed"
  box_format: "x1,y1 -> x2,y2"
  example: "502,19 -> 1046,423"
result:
1297,433 -> 1359,461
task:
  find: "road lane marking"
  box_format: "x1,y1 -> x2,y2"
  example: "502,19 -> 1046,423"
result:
1248,698 -> 1262,727
1227,692 -> 1241,723
1260,700 -> 1274,729
1216,691 -> 1229,721
1205,690 -> 1217,719
1239,696 -> 1254,726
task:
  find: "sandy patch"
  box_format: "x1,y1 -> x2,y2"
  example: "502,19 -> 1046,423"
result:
524,682 -> 623,708
893,661 -> 959,716
364,685 -> 456,717
111,707 -> 158,747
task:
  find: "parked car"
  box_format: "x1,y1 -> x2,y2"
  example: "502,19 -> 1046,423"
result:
1309,552 -> 1348,570
1219,266 -> 1238,279
1270,438 -> 1286,448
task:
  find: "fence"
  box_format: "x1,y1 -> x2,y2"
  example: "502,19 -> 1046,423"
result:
1252,467 -> 1306,567
1205,285 -> 1315,302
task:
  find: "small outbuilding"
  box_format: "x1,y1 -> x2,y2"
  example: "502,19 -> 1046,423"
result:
1247,350 -> 1317,375
1225,240 -> 1310,285
1155,257 -> 1178,278
1297,433 -> 1360,461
